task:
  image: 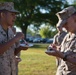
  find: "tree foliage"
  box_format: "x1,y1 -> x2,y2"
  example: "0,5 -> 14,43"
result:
39,25 -> 57,38
71,0 -> 76,6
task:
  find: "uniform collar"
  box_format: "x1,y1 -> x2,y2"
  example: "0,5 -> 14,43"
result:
0,25 -> 10,35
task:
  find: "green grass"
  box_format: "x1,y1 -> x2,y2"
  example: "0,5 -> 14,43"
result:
18,43 -> 57,75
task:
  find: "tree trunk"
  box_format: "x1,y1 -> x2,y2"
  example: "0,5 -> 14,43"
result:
21,25 -> 28,39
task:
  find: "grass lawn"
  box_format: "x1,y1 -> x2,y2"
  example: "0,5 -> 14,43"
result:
18,43 -> 57,75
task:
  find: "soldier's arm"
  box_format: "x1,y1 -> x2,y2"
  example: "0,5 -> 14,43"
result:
14,46 -> 28,55
63,54 -> 76,65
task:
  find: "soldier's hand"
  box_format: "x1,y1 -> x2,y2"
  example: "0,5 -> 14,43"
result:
49,44 -> 57,49
15,32 -> 24,41
19,46 -> 28,51
45,48 -> 64,59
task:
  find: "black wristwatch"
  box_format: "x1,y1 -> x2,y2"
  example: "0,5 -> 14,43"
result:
63,54 -> 68,61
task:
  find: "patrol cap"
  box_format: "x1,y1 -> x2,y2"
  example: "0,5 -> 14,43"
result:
56,6 -> 76,27
0,2 -> 19,14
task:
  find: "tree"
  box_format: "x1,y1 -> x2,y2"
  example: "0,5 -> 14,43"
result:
0,0 -> 69,38
39,24 -> 57,38
71,0 -> 76,6
27,27 -> 35,36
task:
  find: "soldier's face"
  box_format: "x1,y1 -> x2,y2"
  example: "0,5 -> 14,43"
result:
62,22 -> 68,31
3,11 -> 16,27
67,16 -> 76,32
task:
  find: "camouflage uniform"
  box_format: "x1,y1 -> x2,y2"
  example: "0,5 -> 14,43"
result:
53,31 -> 67,67
53,31 -> 67,46
0,25 -> 17,75
55,6 -> 76,75
56,33 -> 76,75
0,2 -> 19,75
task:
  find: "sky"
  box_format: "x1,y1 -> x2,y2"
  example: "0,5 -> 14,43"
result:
67,0 -> 74,4
14,26 -> 22,32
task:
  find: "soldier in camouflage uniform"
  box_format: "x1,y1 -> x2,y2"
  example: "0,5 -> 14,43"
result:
53,26 -> 67,47
0,2 -> 28,75
45,6 -> 76,75
53,25 -> 67,67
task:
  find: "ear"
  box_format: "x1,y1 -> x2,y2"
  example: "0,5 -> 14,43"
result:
0,12 -> 5,18
72,14 -> 76,22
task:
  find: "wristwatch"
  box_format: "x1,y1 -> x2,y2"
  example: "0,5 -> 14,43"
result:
63,54 -> 68,61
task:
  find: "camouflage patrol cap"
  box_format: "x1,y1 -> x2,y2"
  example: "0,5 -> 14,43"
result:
56,6 -> 76,27
0,2 -> 19,14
